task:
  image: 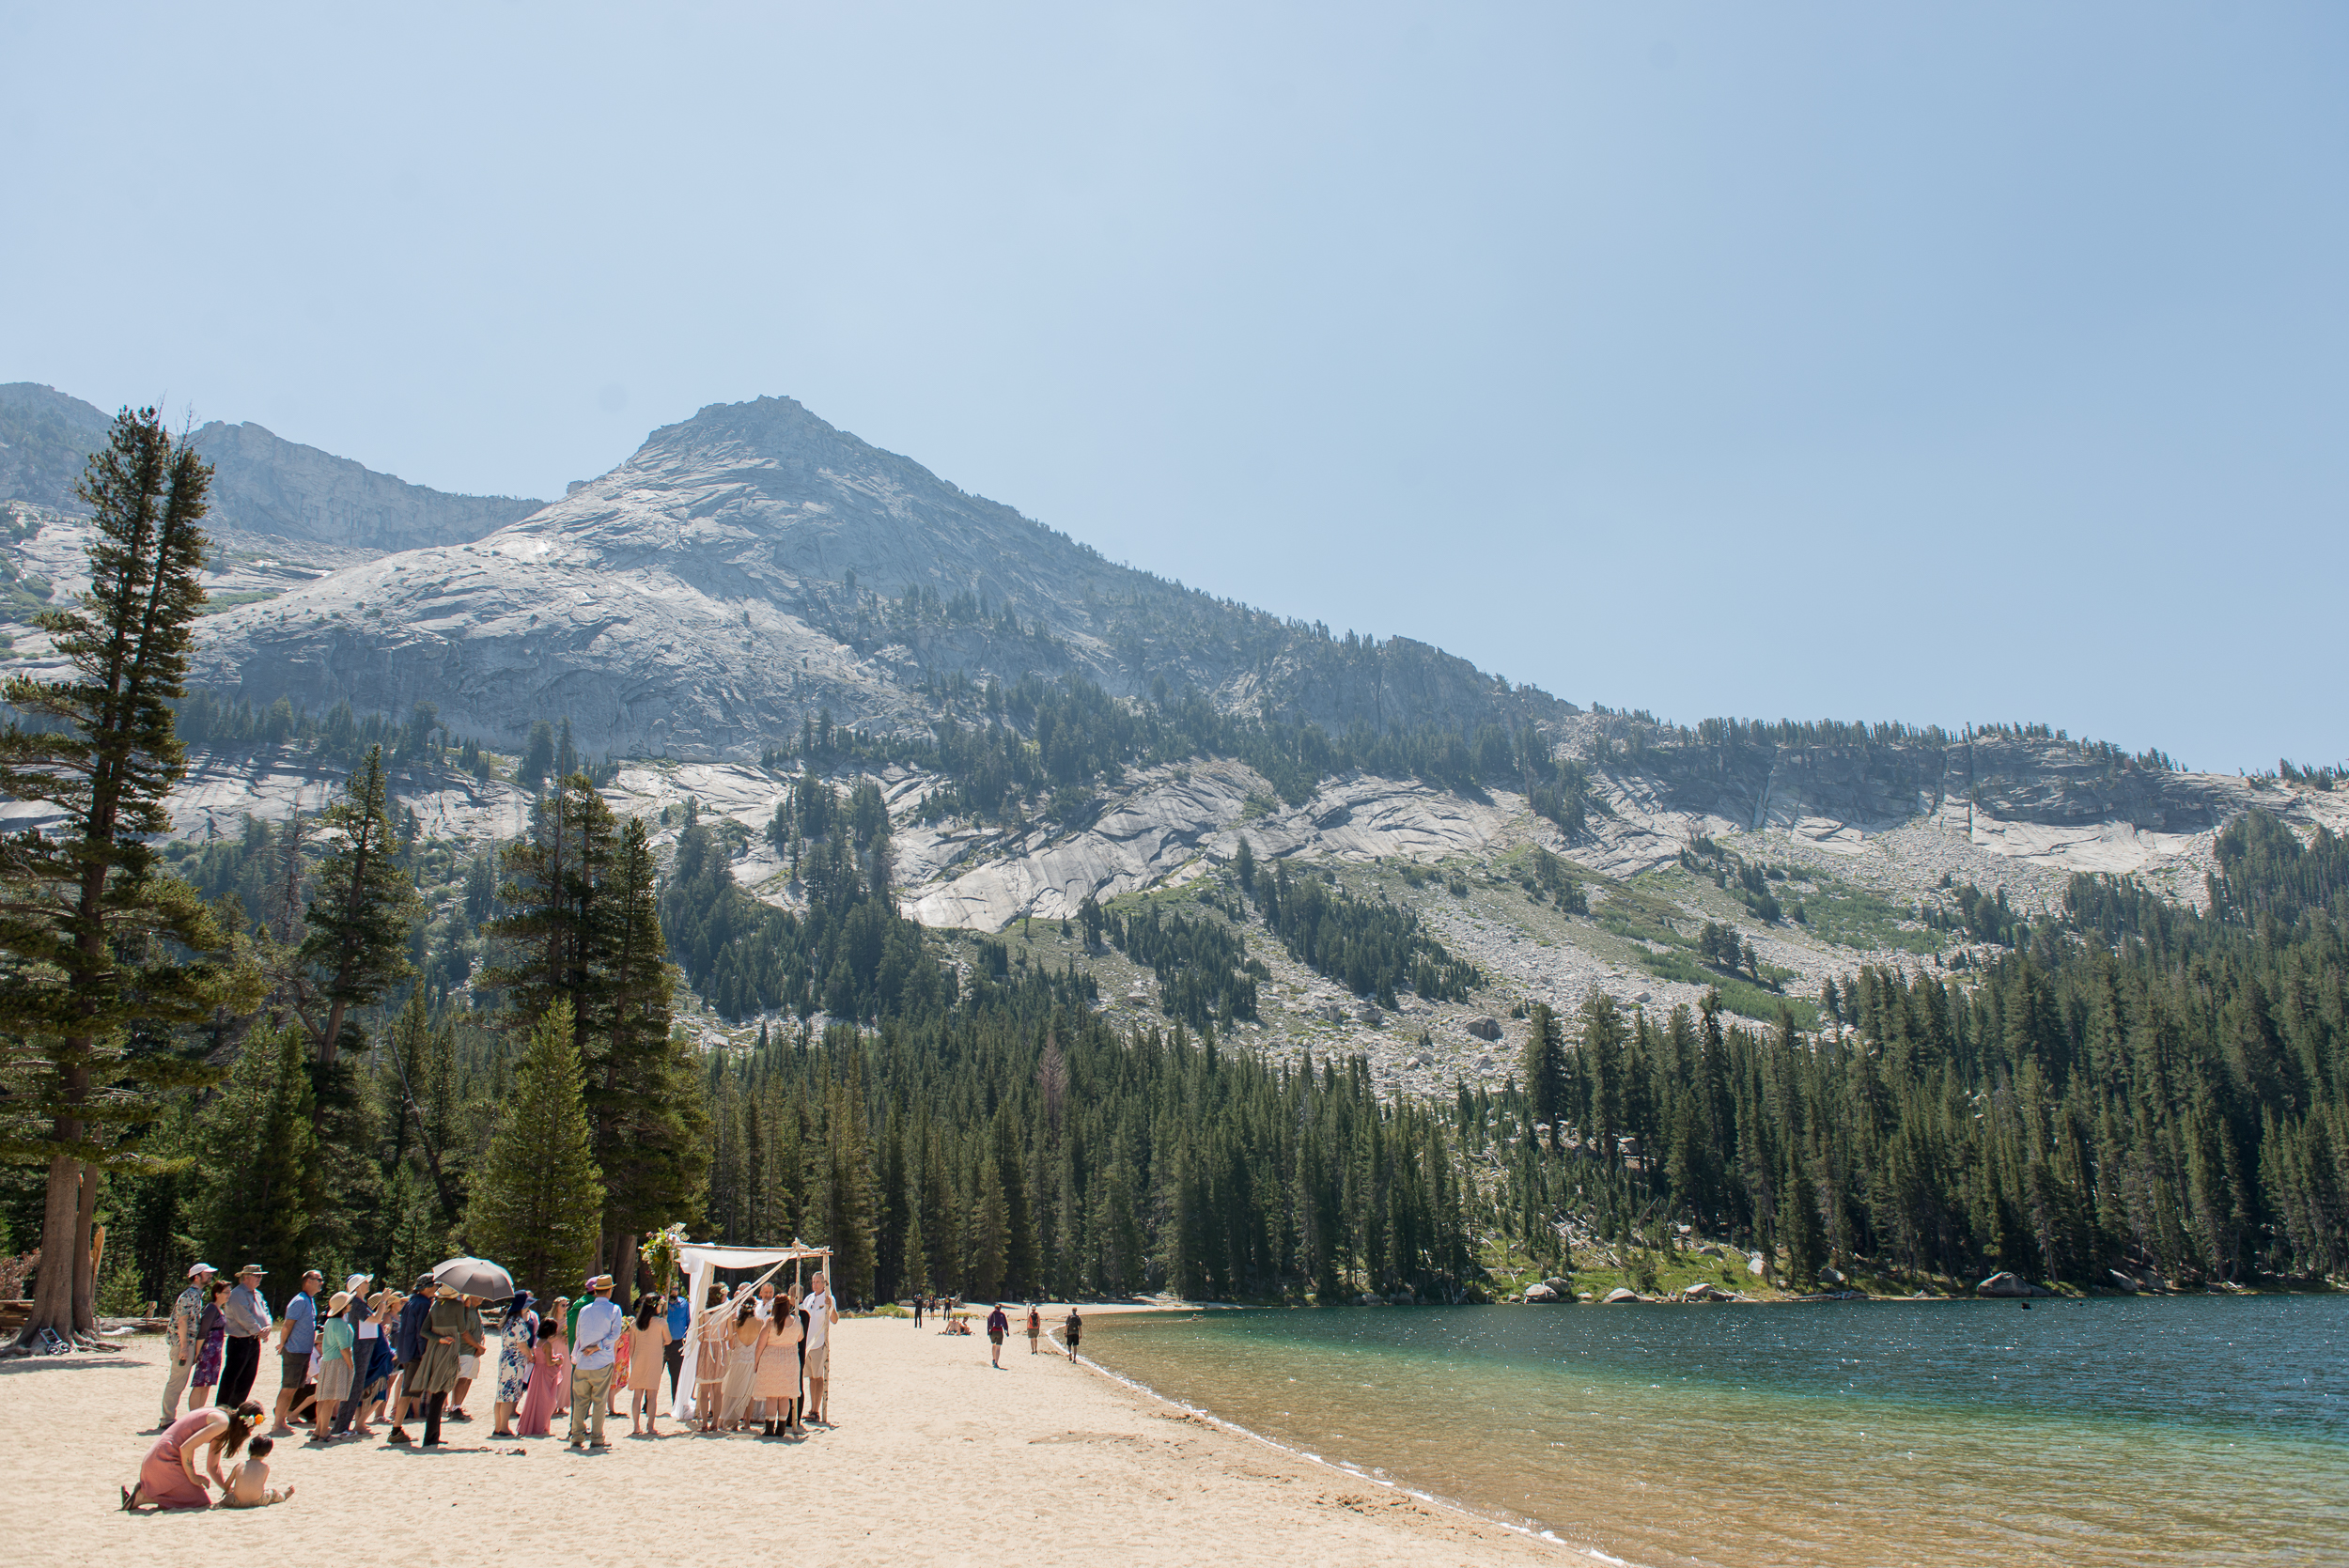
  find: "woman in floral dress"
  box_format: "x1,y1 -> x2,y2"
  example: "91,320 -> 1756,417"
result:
492,1290 -> 537,1437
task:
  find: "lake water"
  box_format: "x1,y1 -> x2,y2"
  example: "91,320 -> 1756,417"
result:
1082,1296 -> 2347,1567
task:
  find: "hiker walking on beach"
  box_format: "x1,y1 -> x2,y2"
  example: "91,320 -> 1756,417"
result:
1026,1303 -> 1042,1354
803,1270 -> 838,1424
1064,1307 -> 1081,1361
986,1303 -> 1009,1367
569,1274 -> 624,1449
161,1262 -> 214,1429
218,1265 -> 270,1408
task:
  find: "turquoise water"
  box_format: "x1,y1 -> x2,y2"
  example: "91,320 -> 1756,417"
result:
1083,1297 -> 2347,1567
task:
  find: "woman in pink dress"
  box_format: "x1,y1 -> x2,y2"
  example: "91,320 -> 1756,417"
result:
122,1400 -> 262,1511
516,1315 -> 567,1437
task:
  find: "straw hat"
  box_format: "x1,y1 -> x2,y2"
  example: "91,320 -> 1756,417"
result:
328,1290 -> 353,1313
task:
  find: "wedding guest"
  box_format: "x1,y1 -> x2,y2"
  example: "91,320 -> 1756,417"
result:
803,1270 -> 839,1422
272,1268 -> 322,1435
385,1273 -> 437,1443
348,1289 -> 395,1436
407,1285 -> 467,1448
222,1435 -> 293,1507
122,1399 -> 263,1512
159,1262 -> 215,1430
329,1273 -> 376,1435
547,1296 -> 573,1418
754,1284 -> 803,1436
188,1280 -> 229,1410
447,1292 -> 488,1422
692,1283 -> 731,1434
311,1290 -> 356,1442
569,1274 -> 625,1450
626,1293 -> 671,1436
218,1265 -> 270,1408
662,1290 -> 690,1405
717,1292 -> 762,1432
493,1290 -> 538,1437
517,1313 -> 567,1437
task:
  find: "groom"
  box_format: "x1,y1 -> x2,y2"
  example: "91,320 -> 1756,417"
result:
569,1275 -> 625,1449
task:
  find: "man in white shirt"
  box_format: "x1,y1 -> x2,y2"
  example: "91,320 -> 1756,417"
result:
568,1275 -> 626,1449
802,1271 -> 839,1425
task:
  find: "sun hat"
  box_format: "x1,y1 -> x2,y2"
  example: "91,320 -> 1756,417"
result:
586,1273 -> 614,1290
187,1262 -> 216,1279
237,1263 -> 266,1277
345,1272 -> 372,1294
414,1273 -> 438,1292
328,1291 -> 352,1313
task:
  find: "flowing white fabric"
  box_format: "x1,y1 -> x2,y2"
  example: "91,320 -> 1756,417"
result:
666,1242 -> 830,1421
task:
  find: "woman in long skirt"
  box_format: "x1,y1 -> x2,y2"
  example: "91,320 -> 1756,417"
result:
626,1294 -> 671,1436
516,1315 -> 566,1437
718,1295 -> 761,1431
753,1287 -> 803,1436
123,1401 -> 262,1511
692,1284 -> 731,1433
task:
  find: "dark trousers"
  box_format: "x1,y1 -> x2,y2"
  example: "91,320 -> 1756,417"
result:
422,1390 -> 448,1446
663,1343 -> 683,1403
218,1335 -> 261,1406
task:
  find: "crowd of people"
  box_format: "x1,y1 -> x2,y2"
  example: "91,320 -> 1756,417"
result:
122,1257 -> 847,1511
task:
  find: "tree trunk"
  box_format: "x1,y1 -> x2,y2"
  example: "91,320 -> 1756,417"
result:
20,1151 -> 82,1346
71,1170 -> 98,1336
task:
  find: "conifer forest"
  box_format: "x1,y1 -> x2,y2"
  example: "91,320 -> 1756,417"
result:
2,411 -> 2344,1348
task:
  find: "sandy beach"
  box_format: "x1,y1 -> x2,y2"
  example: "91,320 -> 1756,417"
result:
15,1315 -> 1560,1567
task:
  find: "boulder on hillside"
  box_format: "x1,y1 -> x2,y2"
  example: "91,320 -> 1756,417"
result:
1541,1277 -> 1574,1296
1819,1266 -> 1846,1286
1681,1282 -> 1730,1301
1977,1272 -> 2036,1297
1389,1289 -> 1416,1306
1602,1286 -> 1644,1304
1747,1252 -> 1766,1276
1467,1017 -> 1503,1042
2107,1270 -> 2139,1294
1356,1292 -> 1383,1306
1522,1282 -> 1559,1302
1316,1002 -> 1347,1026
1357,1003 -> 1384,1027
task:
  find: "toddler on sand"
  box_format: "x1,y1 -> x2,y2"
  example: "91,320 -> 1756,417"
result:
223,1436 -> 295,1508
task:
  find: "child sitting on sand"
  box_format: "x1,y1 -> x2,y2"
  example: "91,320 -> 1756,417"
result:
223,1436 -> 294,1508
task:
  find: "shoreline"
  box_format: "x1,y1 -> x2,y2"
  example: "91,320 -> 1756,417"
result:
1055,1312 -> 1633,1564
15,1310 -> 1567,1568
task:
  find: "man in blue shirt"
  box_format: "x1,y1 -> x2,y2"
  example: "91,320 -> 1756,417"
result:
385,1273 -> 438,1444
568,1275 -> 626,1449
271,1269 -> 322,1435
663,1292 -> 691,1406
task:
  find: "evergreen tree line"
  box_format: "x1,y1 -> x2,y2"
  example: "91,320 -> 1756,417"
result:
700,971 -> 1474,1306
1100,901 -> 1267,1030
1252,860 -> 1482,1007
1486,813 -> 2348,1288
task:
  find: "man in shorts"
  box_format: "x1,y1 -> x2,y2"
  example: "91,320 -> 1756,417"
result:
272,1269 -> 322,1435
802,1270 -> 838,1424
985,1302 -> 1009,1368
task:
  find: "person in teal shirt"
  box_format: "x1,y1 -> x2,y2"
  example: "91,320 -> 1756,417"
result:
313,1291 -> 358,1442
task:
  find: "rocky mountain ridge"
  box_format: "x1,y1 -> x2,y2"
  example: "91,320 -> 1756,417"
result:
0,382 -> 544,551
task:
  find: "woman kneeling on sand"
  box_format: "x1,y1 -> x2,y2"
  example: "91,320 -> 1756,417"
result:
122,1400 -> 265,1511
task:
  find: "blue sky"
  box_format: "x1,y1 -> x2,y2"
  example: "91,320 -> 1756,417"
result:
5,3 -> 2341,773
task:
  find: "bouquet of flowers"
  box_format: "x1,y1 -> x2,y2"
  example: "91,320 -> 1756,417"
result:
640,1223 -> 689,1295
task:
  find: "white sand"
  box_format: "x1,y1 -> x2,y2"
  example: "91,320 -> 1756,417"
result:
16,1316 -> 1561,1565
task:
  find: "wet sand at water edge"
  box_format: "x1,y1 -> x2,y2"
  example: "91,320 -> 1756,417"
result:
12,1311 -> 1563,1566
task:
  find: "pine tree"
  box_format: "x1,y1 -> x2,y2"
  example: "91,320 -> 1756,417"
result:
196,1026 -> 319,1285
1520,1002 -> 1566,1150
289,744 -> 422,1071
0,408 -> 257,1343
463,999 -> 603,1302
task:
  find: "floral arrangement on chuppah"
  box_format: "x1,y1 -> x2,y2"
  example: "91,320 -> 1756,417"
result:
640,1223 -> 689,1295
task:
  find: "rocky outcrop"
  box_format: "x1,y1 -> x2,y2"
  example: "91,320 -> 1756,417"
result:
1976,1271 -> 2053,1297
